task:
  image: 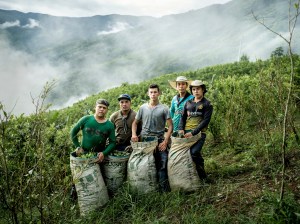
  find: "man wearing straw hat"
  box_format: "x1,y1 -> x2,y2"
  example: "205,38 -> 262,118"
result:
178,80 -> 213,180
168,76 -> 194,133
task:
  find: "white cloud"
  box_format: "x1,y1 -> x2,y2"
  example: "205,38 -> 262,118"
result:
23,18 -> 40,28
97,22 -> 132,35
0,20 -> 20,29
0,19 -> 40,29
0,37 -> 65,115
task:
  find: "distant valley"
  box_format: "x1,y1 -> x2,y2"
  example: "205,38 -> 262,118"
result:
0,0 -> 299,114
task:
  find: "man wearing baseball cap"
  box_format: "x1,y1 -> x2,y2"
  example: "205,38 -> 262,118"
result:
168,76 -> 194,132
110,94 -> 140,151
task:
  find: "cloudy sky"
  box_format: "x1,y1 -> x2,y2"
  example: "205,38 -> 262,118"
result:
0,0 -> 233,116
0,0 -> 232,17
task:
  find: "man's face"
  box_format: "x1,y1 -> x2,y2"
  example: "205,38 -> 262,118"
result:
176,81 -> 188,94
192,86 -> 204,98
148,88 -> 160,101
119,99 -> 131,111
95,104 -> 108,117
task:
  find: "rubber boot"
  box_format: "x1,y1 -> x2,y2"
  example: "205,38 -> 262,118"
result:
196,164 -> 207,180
70,184 -> 78,202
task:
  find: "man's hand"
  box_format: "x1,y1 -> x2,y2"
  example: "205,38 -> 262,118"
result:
178,130 -> 184,138
96,152 -> 104,163
184,132 -> 193,138
158,139 -> 168,151
131,135 -> 139,142
75,147 -> 84,156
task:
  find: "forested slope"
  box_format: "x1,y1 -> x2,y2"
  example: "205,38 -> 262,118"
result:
0,55 -> 299,223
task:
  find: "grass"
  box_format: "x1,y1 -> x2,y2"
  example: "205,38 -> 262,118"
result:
2,132 -> 297,224
68,141 -> 300,224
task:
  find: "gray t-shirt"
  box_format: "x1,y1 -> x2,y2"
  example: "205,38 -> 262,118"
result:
135,103 -> 171,139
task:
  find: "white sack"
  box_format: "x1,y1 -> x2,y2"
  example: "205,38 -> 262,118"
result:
70,154 -> 109,216
127,138 -> 158,194
168,133 -> 202,192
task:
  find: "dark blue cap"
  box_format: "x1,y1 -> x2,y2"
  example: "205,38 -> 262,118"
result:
117,94 -> 131,101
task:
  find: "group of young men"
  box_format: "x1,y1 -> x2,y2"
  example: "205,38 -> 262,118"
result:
70,76 -> 213,192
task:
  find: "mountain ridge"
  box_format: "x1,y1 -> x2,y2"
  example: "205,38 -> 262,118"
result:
0,0 -> 299,114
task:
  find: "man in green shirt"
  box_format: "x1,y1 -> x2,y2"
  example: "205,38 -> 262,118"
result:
70,99 -> 116,163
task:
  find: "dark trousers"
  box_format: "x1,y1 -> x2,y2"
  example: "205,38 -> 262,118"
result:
153,139 -> 170,192
190,133 -> 207,179
115,144 -> 127,151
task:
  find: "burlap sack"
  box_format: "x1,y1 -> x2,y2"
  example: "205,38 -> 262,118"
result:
102,152 -> 130,196
168,133 -> 202,192
127,137 -> 158,194
70,154 -> 109,216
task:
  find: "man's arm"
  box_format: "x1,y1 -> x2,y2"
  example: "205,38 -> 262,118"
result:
178,103 -> 188,134
97,123 -> 116,163
158,118 -> 173,151
131,119 -> 139,142
102,125 -> 116,156
70,117 -> 86,148
165,118 -> 173,141
170,98 -> 175,118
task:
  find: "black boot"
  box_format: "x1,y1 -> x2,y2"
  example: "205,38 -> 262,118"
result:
70,184 -> 78,202
196,164 -> 207,180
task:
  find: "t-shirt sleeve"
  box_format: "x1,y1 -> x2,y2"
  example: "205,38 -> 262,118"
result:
164,105 -> 171,120
135,106 -> 143,121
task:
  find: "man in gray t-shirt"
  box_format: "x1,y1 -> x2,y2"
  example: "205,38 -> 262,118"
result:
136,102 -> 170,139
132,84 -> 173,192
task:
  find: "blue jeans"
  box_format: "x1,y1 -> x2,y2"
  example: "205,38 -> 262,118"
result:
153,138 -> 170,192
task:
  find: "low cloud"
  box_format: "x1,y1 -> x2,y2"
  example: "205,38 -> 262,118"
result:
0,19 -> 40,29
0,36 -> 66,115
97,22 -> 132,35
23,18 -> 40,28
0,20 -> 20,28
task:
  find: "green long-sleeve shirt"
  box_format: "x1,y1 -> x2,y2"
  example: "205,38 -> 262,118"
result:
70,115 -> 116,156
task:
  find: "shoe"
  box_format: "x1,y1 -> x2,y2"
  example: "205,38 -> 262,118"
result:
196,165 -> 207,180
70,184 -> 78,202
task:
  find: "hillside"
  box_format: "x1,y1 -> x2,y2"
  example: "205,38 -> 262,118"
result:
1,54 -> 299,223
41,0 -> 300,107
1,0 -> 300,115
45,0 -> 300,105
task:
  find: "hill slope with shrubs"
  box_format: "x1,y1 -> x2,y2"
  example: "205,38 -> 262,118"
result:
0,55 -> 299,223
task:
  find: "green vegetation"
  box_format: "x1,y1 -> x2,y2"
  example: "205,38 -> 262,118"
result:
1,55 -> 300,223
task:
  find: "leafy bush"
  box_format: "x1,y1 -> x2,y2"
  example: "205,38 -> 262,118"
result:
1,56 -> 299,223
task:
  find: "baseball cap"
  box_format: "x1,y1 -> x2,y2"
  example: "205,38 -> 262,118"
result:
117,94 -> 131,101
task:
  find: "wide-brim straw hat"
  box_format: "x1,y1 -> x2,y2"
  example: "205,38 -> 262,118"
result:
168,76 -> 192,90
